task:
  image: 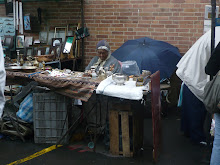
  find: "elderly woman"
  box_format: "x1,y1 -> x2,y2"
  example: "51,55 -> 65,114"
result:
85,40 -> 121,73
83,40 -> 121,135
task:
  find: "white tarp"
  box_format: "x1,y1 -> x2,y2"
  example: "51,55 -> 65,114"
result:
176,27 -> 220,101
0,37 -> 6,117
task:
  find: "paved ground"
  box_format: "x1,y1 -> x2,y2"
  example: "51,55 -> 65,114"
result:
0,108 -> 212,165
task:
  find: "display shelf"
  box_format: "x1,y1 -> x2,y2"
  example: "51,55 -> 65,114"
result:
0,0 -> 60,3
45,60 -> 61,69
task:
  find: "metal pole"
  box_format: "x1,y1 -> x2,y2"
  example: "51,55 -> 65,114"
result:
204,0 -> 217,153
211,0 -> 216,54
81,0 -> 84,70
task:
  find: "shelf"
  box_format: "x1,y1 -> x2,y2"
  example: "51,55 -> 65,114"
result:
0,0 -> 60,4
44,60 -> 61,69
45,60 -> 60,65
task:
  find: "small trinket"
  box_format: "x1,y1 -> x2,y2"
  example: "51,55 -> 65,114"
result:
20,54 -> 24,66
91,66 -> 97,78
42,61 -> 45,70
16,50 -> 20,66
142,70 -> 151,77
136,76 -> 144,86
33,57 -> 39,67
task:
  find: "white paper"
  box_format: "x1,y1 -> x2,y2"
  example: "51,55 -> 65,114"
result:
16,1 -> 18,30
203,20 -> 211,34
13,0 -> 16,29
204,5 -> 219,19
19,2 -> 23,34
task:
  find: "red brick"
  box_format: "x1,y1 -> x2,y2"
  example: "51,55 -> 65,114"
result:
0,0 -> 215,67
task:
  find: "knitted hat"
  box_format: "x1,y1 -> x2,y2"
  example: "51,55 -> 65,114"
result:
96,40 -> 110,51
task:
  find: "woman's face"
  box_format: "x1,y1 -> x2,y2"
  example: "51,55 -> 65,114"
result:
97,49 -> 108,61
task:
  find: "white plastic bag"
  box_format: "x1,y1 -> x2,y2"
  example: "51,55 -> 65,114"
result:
121,61 -> 140,76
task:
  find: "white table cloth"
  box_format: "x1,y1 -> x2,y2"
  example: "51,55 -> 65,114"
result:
96,76 -> 149,100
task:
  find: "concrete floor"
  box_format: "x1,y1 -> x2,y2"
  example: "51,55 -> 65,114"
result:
0,108 -> 211,165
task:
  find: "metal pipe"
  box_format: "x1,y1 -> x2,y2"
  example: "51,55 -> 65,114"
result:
210,0 -> 217,81
211,0 -> 216,54
81,0 -> 84,70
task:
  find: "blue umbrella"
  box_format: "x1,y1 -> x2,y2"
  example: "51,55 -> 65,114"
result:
112,37 -> 182,80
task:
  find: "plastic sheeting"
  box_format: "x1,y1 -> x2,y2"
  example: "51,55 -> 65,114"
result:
176,27 -> 220,101
0,37 -> 6,117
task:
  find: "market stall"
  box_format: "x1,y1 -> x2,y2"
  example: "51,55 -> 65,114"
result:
4,68 -> 161,161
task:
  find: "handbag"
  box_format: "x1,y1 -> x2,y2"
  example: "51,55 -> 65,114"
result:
203,71 -> 220,114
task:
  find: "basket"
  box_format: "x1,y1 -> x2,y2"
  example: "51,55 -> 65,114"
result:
37,54 -> 55,62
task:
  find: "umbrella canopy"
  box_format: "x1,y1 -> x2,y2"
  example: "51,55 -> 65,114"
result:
112,37 -> 182,79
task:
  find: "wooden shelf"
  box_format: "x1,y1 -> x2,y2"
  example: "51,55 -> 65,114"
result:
0,0 -> 60,4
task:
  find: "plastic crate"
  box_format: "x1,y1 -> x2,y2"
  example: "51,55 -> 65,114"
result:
33,92 -> 72,144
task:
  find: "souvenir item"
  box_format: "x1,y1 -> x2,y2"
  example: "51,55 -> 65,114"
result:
112,73 -> 127,86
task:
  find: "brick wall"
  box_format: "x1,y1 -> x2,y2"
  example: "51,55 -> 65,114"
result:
22,0 -> 81,32
0,0 -> 219,68
0,3 -> 5,16
0,0 -> 81,41
83,0 -> 217,65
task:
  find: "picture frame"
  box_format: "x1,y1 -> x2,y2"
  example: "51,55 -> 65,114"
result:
23,14 -> 31,31
63,36 -> 74,54
3,35 -> 14,49
45,46 -> 50,55
16,35 -> 24,48
51,38 -> 62,47
25,47 -> 33,57
54,26 -> 67,40
24,36 -> 33,47
36,47 -> 46,56
50,44 -> 62,60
